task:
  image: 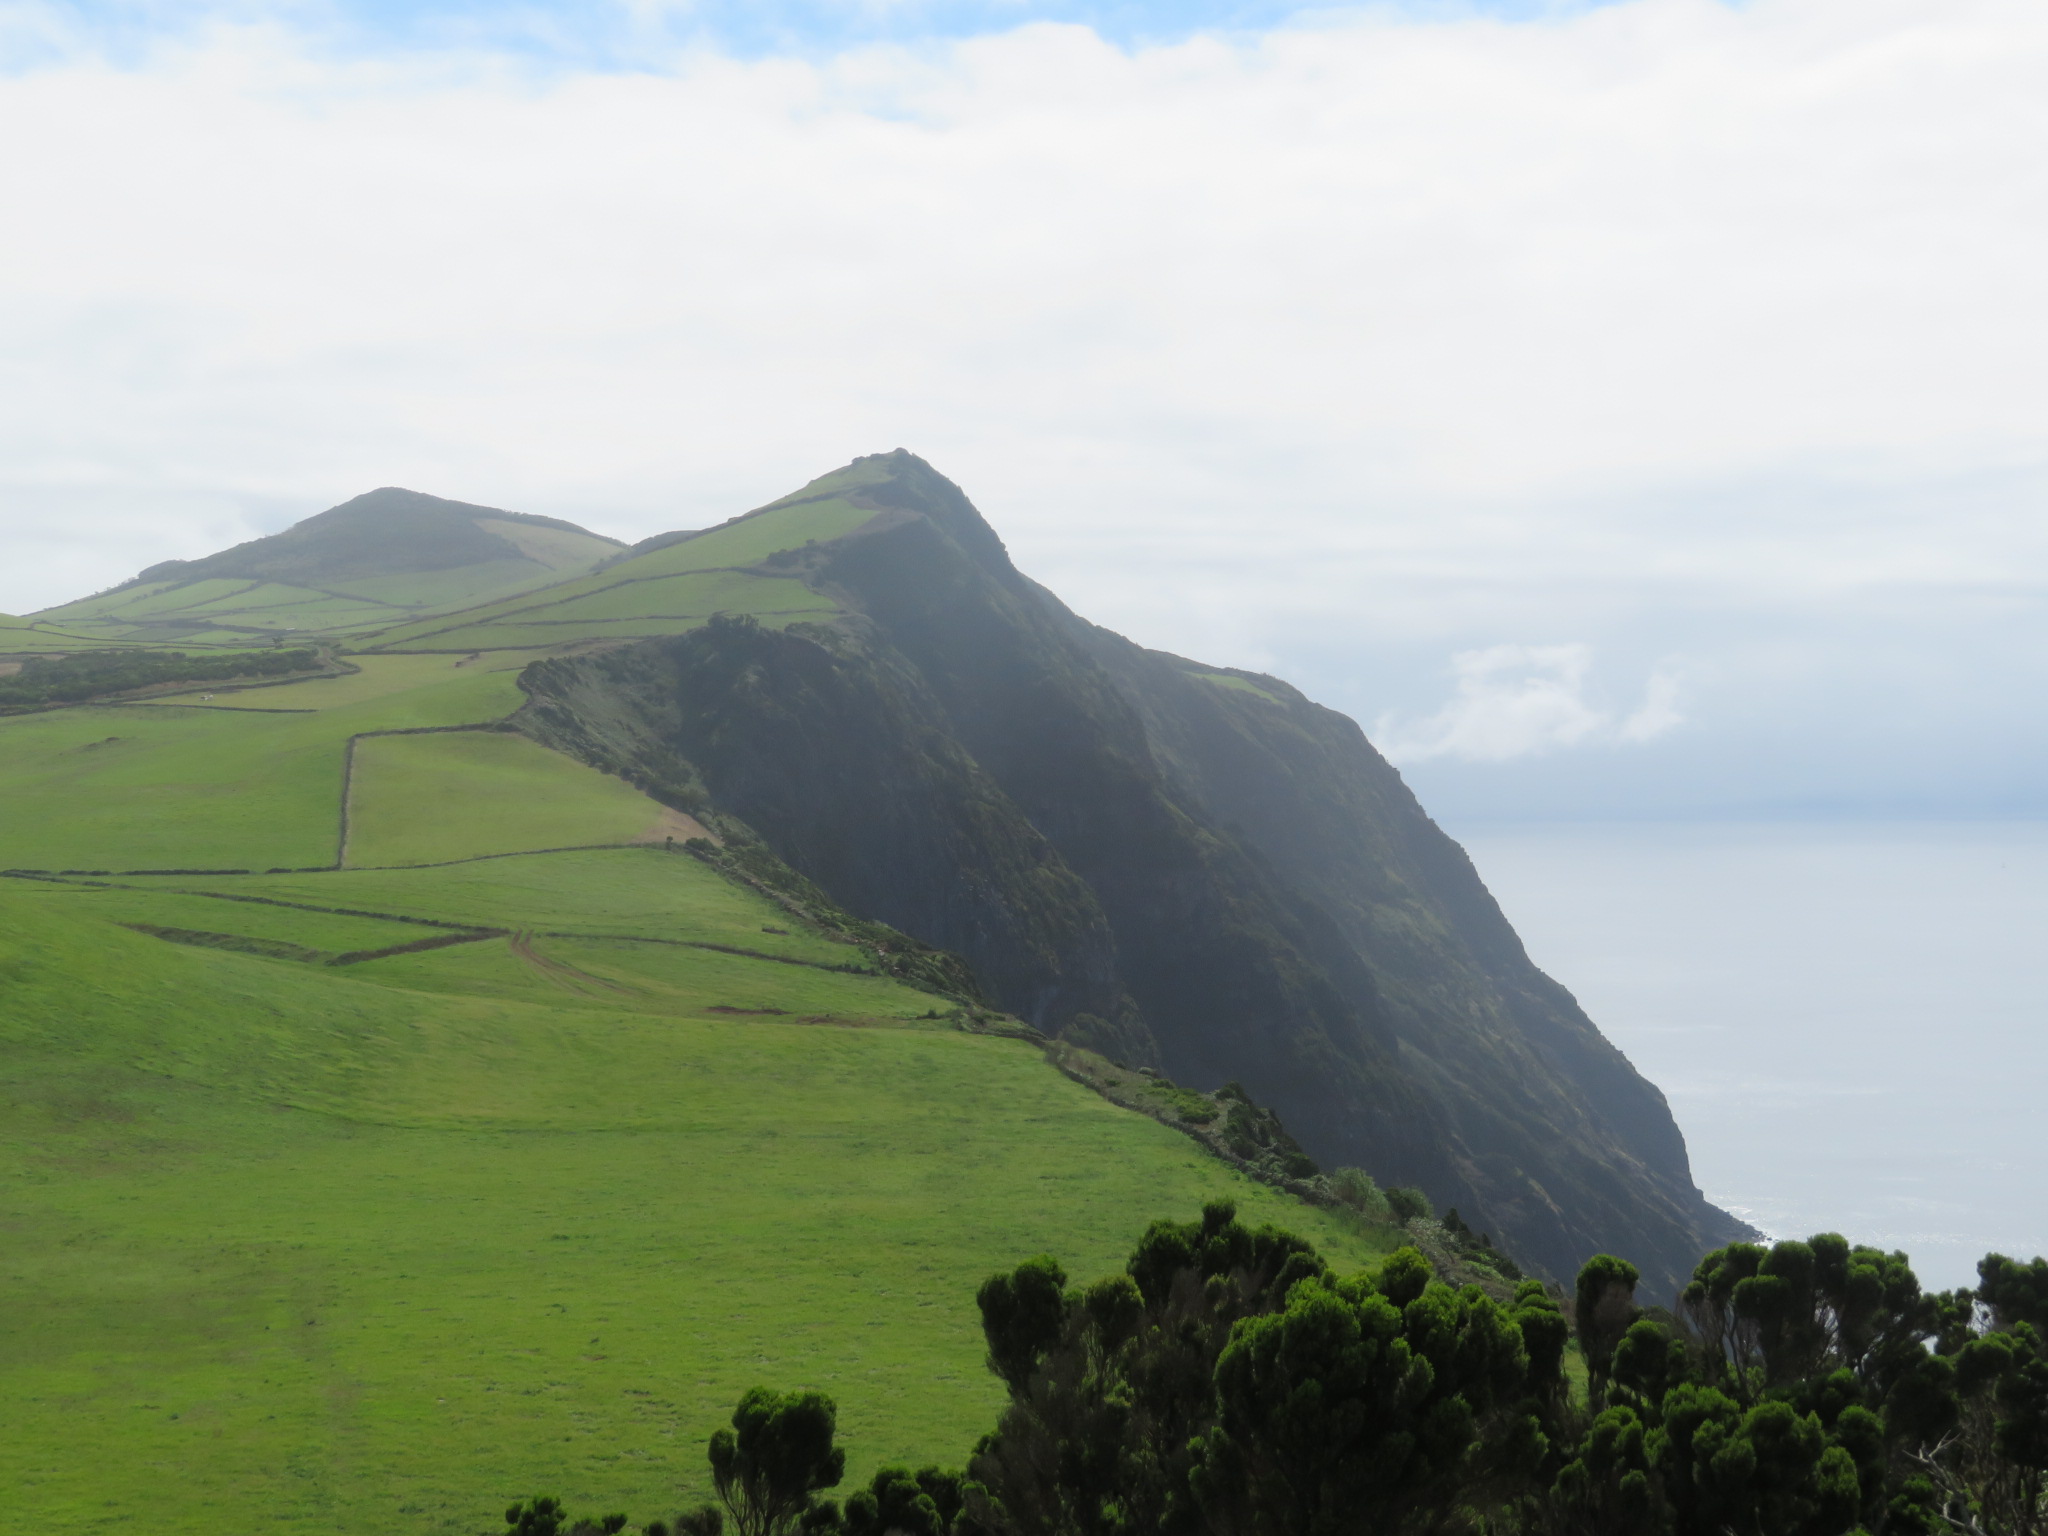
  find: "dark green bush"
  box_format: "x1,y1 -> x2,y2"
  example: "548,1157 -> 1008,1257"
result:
0,646 -> 321,708
1386,1185 -> 1431,1222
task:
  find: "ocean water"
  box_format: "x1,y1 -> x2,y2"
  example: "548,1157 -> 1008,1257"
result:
1452,820 -> 2048,1296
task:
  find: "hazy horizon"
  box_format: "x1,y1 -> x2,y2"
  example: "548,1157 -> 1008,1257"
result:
1459,817 -> 2048,1294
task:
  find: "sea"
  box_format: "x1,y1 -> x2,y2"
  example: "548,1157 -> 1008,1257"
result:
1451,820 -> 2048,1296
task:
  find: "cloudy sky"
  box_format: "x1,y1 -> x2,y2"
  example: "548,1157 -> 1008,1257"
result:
3,0 -> 2043,820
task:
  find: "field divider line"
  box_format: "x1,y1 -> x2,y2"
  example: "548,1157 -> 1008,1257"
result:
328,929 -> 505,966
5,876 -> 506,931
336,734 -> 357,868
335,840 -> 677,872
2,867 -> 873,975
537,931 -> 878,975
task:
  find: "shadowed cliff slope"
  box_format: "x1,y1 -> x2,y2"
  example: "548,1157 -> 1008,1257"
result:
516,451 -> 1750,1295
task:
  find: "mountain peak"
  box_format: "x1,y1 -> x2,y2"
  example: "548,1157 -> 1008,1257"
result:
126,488 -> 623,591
777,449 -> 1017,578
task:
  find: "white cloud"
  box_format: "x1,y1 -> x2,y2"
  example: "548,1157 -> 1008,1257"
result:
1619,668 -> 1684,742
1374,643 -> 1684,762
0,0 -> 2044,617
0,1 -> 2042,814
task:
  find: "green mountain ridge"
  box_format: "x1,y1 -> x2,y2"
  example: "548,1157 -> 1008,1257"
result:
510,452 -> 1749,1296
3,452 -> 1745,1530
1,455 -> 1748,1294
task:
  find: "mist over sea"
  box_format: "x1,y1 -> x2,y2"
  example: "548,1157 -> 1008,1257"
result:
1452,820 -> 2048,1297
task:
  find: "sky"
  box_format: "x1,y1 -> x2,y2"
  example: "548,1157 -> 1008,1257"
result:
3,0 -> 2044,821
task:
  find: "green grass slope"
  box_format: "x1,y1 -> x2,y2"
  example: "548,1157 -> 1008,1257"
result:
28,491 -> 623,648
360,467 -> 890,652
4,478 -> 1410,1536
29,566 -> 566,648
0,882 -> 1391,1535
10,877 -> 438,956
145,849 -> 863,967
0,659 -> 529,872
344,730 -> 680,868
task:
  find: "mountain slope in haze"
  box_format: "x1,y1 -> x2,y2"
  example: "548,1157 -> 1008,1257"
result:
518,452 -> 1750,1296
355,474 -> 884,651
26,488 -> 623,647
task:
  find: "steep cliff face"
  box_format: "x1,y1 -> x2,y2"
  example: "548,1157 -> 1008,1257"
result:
518,451 -> 1749,1295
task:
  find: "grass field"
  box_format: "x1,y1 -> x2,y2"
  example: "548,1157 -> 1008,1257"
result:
3,468 -> 1413,1535
0,663 -> 526,871
362,571 -> 837,653
345,932 -> 924,1019
144,849 -> 865,967
358,465 -> 890,653
344,731 -> 674,868
29,543 -> 613,648
139,652 -> 548,713
3,876 -> 442,955
0,886 -> 1394,1534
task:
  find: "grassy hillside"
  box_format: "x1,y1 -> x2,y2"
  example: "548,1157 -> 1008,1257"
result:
0,881 -> 1392,1535
343,730 -> 683,867
3,463 -> 1417,1535
28,490 -> 622,648
359,466 -> 890,652
141,849 -> 859,965
0,657 -> 534,872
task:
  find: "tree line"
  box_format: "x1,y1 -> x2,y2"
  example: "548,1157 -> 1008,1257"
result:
502,1204 -> 2048,1536
0,646 -> 322,709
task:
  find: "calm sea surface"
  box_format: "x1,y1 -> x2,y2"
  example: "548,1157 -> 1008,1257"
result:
1451,820 -> 2048,1296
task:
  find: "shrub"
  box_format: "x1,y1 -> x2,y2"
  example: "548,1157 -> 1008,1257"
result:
1386,1185 -> 1431,1222
1143,1081 -> 1218,1124
1326,1166 -> 1392,1219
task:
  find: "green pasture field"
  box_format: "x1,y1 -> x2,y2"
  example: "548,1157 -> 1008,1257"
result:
619,494 -> 881,580
318,561 -> 549,609
1,624 -> 177,653
503,570 -> 824,626
364,570 -> 835,652
145,849 -> 865,968
0,888 -> 1395,1534
141,651 -> 545,713
0,666 -> 525,871
346,932 -> 918,1020
344,731 -> 674,868
54,576 -> 255,618
33,550 -> 608,645
357,466 -> 889,653
1,875 -> 444,955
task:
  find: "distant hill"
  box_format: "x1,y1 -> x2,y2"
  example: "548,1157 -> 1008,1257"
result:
25,487 -> 623,648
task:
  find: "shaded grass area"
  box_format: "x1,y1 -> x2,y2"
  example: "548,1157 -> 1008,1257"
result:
344,732 -> 670,869
143,849 -> 862,968
0,667 -> 523,871
0,889 -> 1391,1535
